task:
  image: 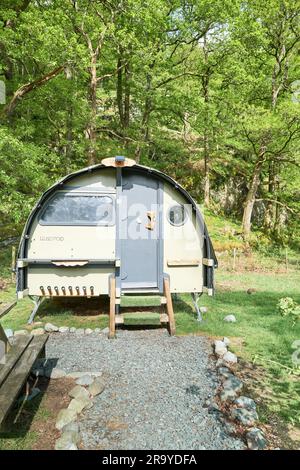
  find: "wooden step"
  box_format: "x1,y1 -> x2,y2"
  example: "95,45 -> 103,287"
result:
120,295 -> 164,308
123,312 -> 161,325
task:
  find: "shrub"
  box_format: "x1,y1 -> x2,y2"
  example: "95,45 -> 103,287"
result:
277,297 -> 300,322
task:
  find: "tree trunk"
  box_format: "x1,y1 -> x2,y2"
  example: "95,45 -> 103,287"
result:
86,54 -> 98,165
135,72 -> 152,163
202,34 -> 210,208
242,147 -> 266,238
204,131 -> 210,207
124,61 -> 130,128
116,56 -> 124,127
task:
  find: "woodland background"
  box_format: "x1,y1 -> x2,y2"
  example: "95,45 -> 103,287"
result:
0,0 -> 300,252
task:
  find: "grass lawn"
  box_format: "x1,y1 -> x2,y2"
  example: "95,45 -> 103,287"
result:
0,258 -> 300,441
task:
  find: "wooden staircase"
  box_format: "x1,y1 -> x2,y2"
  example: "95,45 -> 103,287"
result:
108,277 -> 175,339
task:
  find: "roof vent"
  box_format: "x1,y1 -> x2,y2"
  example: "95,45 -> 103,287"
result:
115,155 -> 125,163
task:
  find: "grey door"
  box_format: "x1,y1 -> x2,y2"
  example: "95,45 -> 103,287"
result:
120,171 -> 161,290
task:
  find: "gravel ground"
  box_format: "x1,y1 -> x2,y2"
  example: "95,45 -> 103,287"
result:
46,329 -> 244,450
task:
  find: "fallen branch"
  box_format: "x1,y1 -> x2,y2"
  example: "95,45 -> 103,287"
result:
255,198 -> 297,214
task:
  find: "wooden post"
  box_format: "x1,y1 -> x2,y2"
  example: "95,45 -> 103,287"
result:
11,246 -> 16,283
163,277 -> 176,336
233,248 -> 236,271
109,276 -> 116,339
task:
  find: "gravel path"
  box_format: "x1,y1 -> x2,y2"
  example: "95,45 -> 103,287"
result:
46,329 -> 244,450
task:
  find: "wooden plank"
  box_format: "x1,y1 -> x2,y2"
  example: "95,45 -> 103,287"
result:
120,295 -> 161,308
167,259 -> 200,266
0,323 -> 9,355
101,156 -> 136,168
0,336 -> 33,388
115,314 -> 124,325
109,276 -> 116,339
0,301 -> 17,319
0,335 -> 48,426
163,277 -> 176,336
202,258 -> 215,267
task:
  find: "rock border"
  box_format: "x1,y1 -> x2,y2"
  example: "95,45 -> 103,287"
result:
54,373 -> 106,450
10,324 -> 109,338
212,338 -> 268,451
29,358 -> 106,450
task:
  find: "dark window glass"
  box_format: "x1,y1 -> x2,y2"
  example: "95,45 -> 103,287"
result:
168,204 -> 186,226
40,194 -> 114,225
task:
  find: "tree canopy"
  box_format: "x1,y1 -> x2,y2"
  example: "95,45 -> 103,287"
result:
0,0 -> 299,247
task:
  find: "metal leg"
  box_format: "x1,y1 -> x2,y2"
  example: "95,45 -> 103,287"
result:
28,296 -> 44,324
191,293 -> 203,322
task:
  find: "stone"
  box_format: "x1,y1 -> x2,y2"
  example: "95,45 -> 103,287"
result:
55,408 -> 77,430
75,328 -> 85,335
4,328 -> 13,338
223,351 -> 238,364
223,337 -> 230,346
223,422 -> 236,436
231,407 -> 258,426
31,328 -> 45,336
67,371 -> 87,379
220,388 -> 239,402
14,329 -> 29,336
220,376 -> 243,402
214,340 -> 227,357
218,367 -> 233,379
223,314 -> 236,323
61,421 -> 80,434
247,288 -> 256,295
101,327 -> 109,335
216,358 -> 225,368
69,385 -> 90,401
223,376 -> 243,393
85,328 -> 93,335
94,328 -> 101,334
70,327 -> 77,333
68,397 -> 93,414
67,371 -> 102,379
75,375 -> 94,386
44,323 -> 59,332
199,306 -> 208,313
55,430 -> 79,450
58,326 -> 70,333
246,428 -> 267,450
88,378 -> 106,397
235,396 -> 257,411
45,368 -> 66,379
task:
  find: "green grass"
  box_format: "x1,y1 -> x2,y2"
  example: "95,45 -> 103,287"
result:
0,246 -> 13,280
0,394 -> 51,450
174,270 -> 300,428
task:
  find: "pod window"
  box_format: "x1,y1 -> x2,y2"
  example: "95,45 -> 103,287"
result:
168,204 -> 187,226
39,193 -> 114,226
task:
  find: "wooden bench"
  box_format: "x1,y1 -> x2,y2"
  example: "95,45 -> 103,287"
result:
0,302 -> 48,427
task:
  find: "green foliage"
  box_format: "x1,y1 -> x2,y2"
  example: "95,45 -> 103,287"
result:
277,297 -> 300,322
0,0 -> 299,247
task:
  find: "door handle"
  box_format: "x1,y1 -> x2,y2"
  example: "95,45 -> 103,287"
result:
145,211 -> 156,230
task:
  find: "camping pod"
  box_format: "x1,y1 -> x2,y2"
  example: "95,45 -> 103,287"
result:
16,156 -> 218,333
